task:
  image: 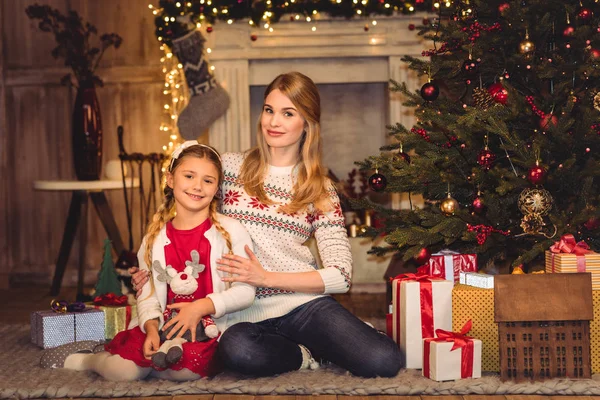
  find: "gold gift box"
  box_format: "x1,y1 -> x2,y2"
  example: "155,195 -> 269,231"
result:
545,250 -> 600,290
452,284 -> 498,372
90,304 -> 136,340
455,282 -> 600,373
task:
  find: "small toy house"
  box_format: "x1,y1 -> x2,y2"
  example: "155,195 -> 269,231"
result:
494,273 -> 593,381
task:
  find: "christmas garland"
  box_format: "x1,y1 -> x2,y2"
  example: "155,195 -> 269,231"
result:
152,0 -> 440,46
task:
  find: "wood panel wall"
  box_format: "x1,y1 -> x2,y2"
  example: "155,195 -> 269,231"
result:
1,0 -> 170,289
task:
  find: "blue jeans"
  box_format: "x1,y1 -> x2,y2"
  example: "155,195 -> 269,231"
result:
218,296 -> 403,377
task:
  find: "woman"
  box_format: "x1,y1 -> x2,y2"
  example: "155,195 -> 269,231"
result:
132,71 -> 402,378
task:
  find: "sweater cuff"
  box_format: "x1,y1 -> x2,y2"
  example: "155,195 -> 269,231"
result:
207,293 -> 226,319
318,267 -> 350,294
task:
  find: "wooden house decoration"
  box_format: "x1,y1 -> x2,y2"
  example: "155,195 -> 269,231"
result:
494,273 -> 593,381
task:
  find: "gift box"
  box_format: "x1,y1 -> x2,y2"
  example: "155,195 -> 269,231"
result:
545,235 -> 600,289
590,291 -> 600,373
391,274 -> 453,369
89,294 -> 136,339
452,284 -> 498,371
459,271 -> 494,289
419,250 -> 477,283
30,308 -> 105,348
92,304 -> 136,339
423,322 -> 482,381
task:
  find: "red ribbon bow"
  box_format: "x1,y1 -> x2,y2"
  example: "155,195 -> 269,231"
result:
550,234 -> 591,255
93,293 -> 128,306
432,320 -> 473,351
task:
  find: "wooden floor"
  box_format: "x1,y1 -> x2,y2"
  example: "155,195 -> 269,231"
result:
2,286 -> 599,399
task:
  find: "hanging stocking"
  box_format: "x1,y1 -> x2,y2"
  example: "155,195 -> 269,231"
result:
172,29 -> 230,140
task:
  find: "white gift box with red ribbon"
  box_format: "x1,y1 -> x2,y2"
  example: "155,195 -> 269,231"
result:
391,274 -> 453,369
422,321 -> 482,381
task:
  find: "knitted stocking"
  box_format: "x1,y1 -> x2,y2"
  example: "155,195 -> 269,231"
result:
171,29 -> 230,140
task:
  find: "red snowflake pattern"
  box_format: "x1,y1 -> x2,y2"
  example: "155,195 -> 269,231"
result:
333,204 -> 343,219
249,197 -> 269,210
223,190 -> 242,205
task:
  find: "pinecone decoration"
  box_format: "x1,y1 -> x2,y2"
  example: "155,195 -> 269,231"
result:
594,92 -> 600,112
473,87 -> 495,110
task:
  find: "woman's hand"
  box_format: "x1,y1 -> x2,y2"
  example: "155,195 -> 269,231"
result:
128,267 -> 149,298
143,320 -> 160,359
163,300 -> 209,342
217,245 -> 269,287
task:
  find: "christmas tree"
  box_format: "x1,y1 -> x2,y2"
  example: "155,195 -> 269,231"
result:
358,0 -> 600,271
95,238 -> 123,296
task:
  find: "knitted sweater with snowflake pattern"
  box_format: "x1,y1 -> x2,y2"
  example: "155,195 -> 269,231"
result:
220,152 -> 353,324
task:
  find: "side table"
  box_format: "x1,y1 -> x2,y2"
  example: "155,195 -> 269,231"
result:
34,179 -> 139,299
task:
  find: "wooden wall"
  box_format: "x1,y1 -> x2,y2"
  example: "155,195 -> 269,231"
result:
1,0 -> 171,289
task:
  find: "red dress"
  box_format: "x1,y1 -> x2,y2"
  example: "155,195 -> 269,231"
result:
106,219 -> 220,377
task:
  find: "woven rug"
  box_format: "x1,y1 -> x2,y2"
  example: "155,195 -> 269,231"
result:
4,324 -> 600,399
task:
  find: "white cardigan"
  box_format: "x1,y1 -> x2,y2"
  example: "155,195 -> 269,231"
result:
132,214 -> 255,335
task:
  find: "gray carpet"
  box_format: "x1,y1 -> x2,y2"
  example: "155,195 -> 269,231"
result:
4,324 -> 600,399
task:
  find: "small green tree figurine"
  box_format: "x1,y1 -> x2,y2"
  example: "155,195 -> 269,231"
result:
95,238 -> 122,296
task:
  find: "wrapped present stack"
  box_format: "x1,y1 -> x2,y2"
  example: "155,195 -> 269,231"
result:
423,320 -> 482,381
418,250 -> 477,283
545,234 -> 600,289
31,300 -> 105,348
390,273 -> 453,369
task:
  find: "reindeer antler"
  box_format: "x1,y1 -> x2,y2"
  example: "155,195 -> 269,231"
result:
185,250 -> 206,278
153,260 -> 171,283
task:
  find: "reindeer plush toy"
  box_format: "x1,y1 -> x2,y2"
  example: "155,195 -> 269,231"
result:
151,250 -> 219,369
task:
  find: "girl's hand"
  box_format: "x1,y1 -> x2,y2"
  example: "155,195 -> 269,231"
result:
143,320 -> 160,359
163,301 -> 206,342
217,245 -> 269,287
128,267 -> 149,298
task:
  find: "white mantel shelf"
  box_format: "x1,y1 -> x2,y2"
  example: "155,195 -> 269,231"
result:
205,15 -> 429,154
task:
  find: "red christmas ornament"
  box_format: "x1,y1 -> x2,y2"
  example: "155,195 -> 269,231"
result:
368,172 -> 387,192
477,148 -> 496,170
462,59 -> 480,76
584,217 -> 600,231
590,48 -> 600,60
422,17 -> 430,25
420,82 -> 440,101
498,3 -> 510,14
250,34 -> 258,41
398,152 -> 411,164
408,23 -> 416,31
414,247 -> 431,265
527,164 -> 547,185
472,196 -> 486,214
364,24 -> 369,32
539,114 -> 558,130
487,83 -> 508,105
577,7 -> 593,21
563,25 -> 575,37
206,26 -> 213,33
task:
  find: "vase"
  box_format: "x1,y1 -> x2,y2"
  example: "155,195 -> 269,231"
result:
72,84 -> 103,180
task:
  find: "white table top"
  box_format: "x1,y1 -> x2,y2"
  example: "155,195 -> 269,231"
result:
33,178 -> 140,191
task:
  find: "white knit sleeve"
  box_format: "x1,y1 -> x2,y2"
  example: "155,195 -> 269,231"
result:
135,236 -> 165,333
313,183 -> 353,294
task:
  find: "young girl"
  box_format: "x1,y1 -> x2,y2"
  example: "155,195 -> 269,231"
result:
60,142 -> 255,381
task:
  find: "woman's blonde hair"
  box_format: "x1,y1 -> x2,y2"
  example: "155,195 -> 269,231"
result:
142,144 -> 233,297
240,71 -> 332,214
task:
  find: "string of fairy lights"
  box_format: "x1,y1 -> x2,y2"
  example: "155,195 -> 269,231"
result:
149,0 -> 447,150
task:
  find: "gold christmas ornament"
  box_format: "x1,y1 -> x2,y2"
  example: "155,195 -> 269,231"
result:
440,193 -> 459,215
519,38 -> 535,54
520,213 -> 546,235
594,92 -> 600,112
517,187 -> 553,216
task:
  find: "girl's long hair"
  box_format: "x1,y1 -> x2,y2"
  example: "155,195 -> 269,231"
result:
239,71 -> 333,214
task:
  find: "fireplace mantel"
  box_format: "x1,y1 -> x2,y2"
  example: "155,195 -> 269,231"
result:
205,15 -> 429,153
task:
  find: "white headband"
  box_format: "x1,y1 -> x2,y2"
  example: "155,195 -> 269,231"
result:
169,140 -> 221,170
